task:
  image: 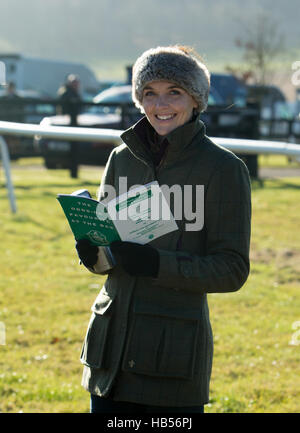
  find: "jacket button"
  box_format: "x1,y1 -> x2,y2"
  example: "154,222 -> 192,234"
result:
181,262 -> 193,278
128,360 -> 135,368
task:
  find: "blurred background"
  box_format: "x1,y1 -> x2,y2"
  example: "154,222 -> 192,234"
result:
0,0 -> 299,88
0,0 -> 299,414
1,0 -> 300,178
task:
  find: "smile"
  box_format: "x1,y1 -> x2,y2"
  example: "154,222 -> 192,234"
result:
155,114 -> 176,121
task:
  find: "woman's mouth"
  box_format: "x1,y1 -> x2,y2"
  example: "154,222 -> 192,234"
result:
155,114 -> 176,121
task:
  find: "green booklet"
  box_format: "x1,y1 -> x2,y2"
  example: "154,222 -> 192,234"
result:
57,182 -> 178,246
57,189 -> 121,246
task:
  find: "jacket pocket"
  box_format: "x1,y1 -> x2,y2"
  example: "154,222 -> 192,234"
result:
80,291 -> 114,369
122,301 -> 200,379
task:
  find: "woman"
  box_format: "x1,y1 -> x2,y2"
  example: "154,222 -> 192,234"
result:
76,45 -> 251,413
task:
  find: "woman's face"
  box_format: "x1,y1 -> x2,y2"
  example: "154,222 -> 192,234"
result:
141,80 -> 198,136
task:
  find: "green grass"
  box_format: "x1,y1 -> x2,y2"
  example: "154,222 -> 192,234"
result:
258,154 -> 299,168
0,158 -> 299,413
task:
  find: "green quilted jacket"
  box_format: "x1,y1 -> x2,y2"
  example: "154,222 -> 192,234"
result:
80,115 -> 251,406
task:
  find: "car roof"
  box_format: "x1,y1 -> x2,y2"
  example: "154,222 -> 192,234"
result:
210,73 -> 247,99
93,85 -> 132,103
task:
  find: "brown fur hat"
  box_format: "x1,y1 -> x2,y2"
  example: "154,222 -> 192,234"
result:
132,45 -> 210,113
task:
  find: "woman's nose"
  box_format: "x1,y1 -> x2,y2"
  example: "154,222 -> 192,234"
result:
155,95 -> 169,108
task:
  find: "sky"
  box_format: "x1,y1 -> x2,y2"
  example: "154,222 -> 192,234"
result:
0,0 -> 299,82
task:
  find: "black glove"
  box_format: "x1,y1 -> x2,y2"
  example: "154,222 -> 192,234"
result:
110,241 -> 160,277
75,238 -> 98,268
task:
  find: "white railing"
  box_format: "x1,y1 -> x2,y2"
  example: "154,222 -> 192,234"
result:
0,121 -> 123,213
1,120 -> 300,213
0,135 -> 17,213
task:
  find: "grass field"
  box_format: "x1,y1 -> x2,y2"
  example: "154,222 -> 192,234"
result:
0,155 -> 299,413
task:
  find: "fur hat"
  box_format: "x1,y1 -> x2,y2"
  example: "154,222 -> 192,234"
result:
132,45 -> 210,113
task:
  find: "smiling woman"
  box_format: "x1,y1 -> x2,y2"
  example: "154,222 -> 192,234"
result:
141,81 -> 198,136
75,45 -> 252,414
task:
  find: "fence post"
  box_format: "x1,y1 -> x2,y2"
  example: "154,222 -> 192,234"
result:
0,135 -> 17,213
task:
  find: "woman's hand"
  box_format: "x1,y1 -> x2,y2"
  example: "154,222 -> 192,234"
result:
110,241 -> 159,277
76,238 -> 98,268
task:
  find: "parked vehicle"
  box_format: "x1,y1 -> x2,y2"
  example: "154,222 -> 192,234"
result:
0,53 -> 101,99
36,111 -> 122,169
35,85 -> 140,169
210,73 -> 248,107
247,84 -> 295,140
0,90 -> 57,159
247,84 -> 293,119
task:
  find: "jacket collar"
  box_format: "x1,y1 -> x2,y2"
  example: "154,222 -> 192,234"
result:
121,114 -> 206,167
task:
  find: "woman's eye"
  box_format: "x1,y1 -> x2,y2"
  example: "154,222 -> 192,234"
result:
170,89 -> 181,95
144,91 -> 154,97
